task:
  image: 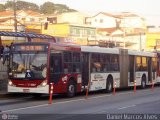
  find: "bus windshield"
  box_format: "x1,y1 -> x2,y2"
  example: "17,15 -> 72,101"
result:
9,52 -> 47,80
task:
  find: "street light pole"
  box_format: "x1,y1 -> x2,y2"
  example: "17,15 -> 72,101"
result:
140,32 -> 142,51
13,0 -> 17,32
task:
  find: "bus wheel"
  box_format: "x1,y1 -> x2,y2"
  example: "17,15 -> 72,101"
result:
66,81 -> 76,97
141,76 -> 146,89
106,78 -> 113,92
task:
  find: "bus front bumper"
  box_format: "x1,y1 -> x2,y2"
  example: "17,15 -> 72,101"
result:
8,85 -> 49,94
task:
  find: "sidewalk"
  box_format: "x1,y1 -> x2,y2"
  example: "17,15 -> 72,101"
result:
0,90 -> 8,98
0,79 -> 8,98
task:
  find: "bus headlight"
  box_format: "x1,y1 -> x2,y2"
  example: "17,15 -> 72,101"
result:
8,80 -> 13,86
9,72 -> 12,76
38,80 -> 47,87
62,76 -> 68,82
42,80 -> 47,86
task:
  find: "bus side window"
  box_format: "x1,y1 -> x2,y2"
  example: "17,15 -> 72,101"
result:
113,58 -> 119,71
54,58 -> 62,72
73,52 -> 80,62
136,56 -> 141,71
91,54 -> 102,72
73,63 -> 80,73
50,56 -> 54,72
152,57 -> 157,72
91,56 -> 97,72
50,52 -> 62,73
72,52 -> 81,73
141,57 -> 147,71
99,55 -> 105,72
63,51 -> 72,73
64,63 -> 68,73
111,56 -> 119,71
104,55 -> 110,71
64,52 -> 72,62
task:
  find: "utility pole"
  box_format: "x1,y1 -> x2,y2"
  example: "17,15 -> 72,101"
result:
140,32 -> 142,51
13,0 -> 17,32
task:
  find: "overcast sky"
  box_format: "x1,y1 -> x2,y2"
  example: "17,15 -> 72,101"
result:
1,0 -> 160,25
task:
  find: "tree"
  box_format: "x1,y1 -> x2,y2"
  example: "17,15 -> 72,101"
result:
40,2 -> 55,14
4,1 -> 77,14
4,1 -> 39,11
0,4 -> 5,11
40,2 -> 77,14
54,4 -> 77,14
16,1 -> 39,12
5,1 -> 14,10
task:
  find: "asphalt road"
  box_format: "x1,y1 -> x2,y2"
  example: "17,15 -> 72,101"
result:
0,87 -> 160,120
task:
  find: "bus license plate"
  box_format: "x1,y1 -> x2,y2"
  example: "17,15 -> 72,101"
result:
23,89 -> 30,92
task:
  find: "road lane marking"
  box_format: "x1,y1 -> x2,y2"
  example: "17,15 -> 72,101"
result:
1,104 -> 49,113
1,88 -> 157,113
0,92 -> 134,113
118,104 -> 136,110
1,98 -> 86,113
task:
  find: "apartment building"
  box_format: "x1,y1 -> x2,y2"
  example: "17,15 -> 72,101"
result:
0,10 -> 44,44
86,12 -> 146,50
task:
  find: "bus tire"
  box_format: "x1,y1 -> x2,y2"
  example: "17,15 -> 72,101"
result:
141,76 -> 146,89
106,77 -> 113,92
66,80 -> 76,97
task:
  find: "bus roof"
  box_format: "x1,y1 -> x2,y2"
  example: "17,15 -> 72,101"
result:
50,42 -> 81,51
128,50 -> 156,57
81,46 -> 156,57
11,41 -> 156,57
81,46 -> 119,54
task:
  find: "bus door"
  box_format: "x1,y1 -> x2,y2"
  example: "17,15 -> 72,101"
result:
50,51 -> 62,84
148,57 -> 152,82
81,53 -> 89,88
129,55 -> 135,83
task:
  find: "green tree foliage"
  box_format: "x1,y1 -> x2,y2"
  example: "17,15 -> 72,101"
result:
40,2 -> 55,14
40,2 -> 77,14
0,4 -> 5,11
5,1 -> 14,10
3,1 -> 76,14
16,1 -> 39,12
4,1 -> 39,11
54,4 -> 77,14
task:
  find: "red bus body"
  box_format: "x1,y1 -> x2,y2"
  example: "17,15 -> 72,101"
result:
8,42 -> 83,96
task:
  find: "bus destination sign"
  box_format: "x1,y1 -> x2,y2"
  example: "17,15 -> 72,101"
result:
14,45 -> 46,51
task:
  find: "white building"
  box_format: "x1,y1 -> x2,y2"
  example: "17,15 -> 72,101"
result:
46,12 -> 90,25
86,12 -> 146,50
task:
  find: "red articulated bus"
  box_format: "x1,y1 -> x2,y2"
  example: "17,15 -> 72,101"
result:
1,31 -> 158,98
